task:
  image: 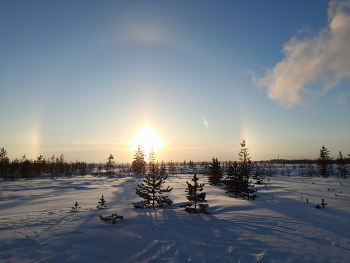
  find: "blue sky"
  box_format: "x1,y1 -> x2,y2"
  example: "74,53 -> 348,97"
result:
1,0 -> 349,163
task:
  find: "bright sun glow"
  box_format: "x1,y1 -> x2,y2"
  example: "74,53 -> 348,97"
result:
129,124 -> 166,155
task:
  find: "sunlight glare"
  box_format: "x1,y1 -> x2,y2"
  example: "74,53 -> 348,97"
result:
129,124 -> 166,155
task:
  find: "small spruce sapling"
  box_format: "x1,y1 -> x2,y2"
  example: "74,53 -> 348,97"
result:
72,201 -> 81,211
97,195 -> 107,209
185,174 -> 207,213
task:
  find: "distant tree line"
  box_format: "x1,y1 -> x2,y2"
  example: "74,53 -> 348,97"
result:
1,144 -> 348,181
0,148 -> 91,180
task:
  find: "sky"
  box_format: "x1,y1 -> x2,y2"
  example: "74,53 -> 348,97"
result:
1,0 -> 350,163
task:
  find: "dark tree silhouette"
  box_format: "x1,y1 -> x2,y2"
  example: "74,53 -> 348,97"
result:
224,161 -> 242,198
185,174 -> 207,212
207,157 -> 223,186
0,148 -> 10,179
337,151 -> 348,179
105,154 -> 115,176
135,162 -> 173,208
97,195 -> 107,209
132,145 -> 146,176
317,146 -> 332,178
238,140 -> 257,200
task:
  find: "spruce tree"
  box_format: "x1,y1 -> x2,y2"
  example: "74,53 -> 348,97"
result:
49,155 -> 56,179
241,173 -> 257,200
0,148 -> 10,179
34,155 -> 46,176
57,154 -> 65,177
148,147 -> 156,164
132,145 -> 146,176
336,151 -> 348,179
207,157 -> 223,186
21,155 -> 33,179
317,146 -> 332,178
224,161 -> 242,198
105,154 -> 115,176
238,140 -> 253,178
97,195 -> 107,209
238,140 -> 257,200
135,161 -> 173,208
72,201 -> 81,211
185,174 -> 207,212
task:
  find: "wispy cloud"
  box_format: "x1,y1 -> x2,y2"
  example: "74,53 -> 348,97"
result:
334,92 -> 350,106
253,0 -> 350,108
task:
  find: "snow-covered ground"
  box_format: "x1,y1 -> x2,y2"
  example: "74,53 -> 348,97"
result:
1,173 -> 350,263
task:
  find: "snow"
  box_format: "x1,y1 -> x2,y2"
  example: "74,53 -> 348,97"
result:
1,173 -> 350,262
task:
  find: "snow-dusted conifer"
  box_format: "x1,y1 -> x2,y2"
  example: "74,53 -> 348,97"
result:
207,157 -> 223,186
317,146 -> 333,178
132,145 -> 146,176
185,173 -> 207,212
336,151 -> 348,179
224,161 -> 242,198
135,161 -> 173,208
105,154 -> 115,176
238,140 -> 257,200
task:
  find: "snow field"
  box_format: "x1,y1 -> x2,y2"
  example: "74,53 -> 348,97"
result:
0,174 -> 350,263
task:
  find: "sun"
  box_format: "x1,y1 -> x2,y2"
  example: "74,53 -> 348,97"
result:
129,124 -> 166,155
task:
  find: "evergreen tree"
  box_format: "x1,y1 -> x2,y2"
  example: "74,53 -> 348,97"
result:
238,140 -> 257,200
135,162 -> 173,208
132,145 -> 146,176
72,201 -> 81,211
97,162 -> 103,176
97,195 -> 107,209
306,161 -> 317,177
160,160 -> 167,176
207,157 -> 223,186
105,154 -> 115,176
10,158 -> 20,181
240,172 -> 257,200
317,146 -> 332,178
224,161 -> 242,198
33,155 -> 46,176
0,148 -> 10,179
336,151 -> 348,179
238,140 -> 253,178
64,162 -> 73,177
57,154 -> 65,177
148,147 -> 156,164
49,155 -> 56,179
21,155 -> 33,179
252,162 -> 264,184
185,174 -> 207,212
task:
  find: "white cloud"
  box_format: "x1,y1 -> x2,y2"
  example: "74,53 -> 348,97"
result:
254,0 -> 350,108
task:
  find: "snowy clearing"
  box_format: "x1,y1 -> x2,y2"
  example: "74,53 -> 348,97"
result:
1,174 -> 350,263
